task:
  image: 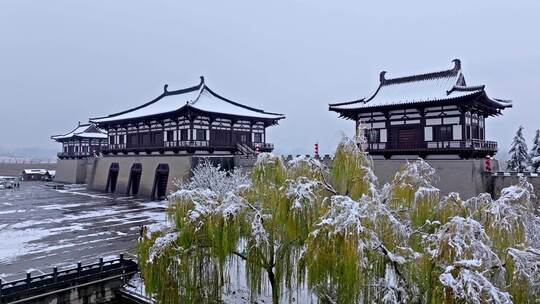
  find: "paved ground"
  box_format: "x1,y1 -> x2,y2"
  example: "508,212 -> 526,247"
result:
0,182 -> 166,281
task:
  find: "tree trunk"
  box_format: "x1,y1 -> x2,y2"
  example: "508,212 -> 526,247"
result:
268,268 -> 278,304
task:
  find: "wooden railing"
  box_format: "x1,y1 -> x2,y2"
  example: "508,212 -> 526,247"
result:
57,148 -> 105,159
57,152 -> 93,158
104,141 -> 274,151
0,254 -> 137,301
252,142 -> 274,150
367,140 -> 498,151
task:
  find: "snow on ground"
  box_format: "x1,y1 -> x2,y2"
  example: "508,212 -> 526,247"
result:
0,182 -> 167,281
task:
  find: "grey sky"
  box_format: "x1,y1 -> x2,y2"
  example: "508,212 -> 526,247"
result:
1,1 -> 539,156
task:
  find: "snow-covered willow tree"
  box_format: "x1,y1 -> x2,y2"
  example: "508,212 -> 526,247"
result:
507,126 -> 530,172
530,129 -> 540,172
138,155 -> 331,304
139,135 -> 540,303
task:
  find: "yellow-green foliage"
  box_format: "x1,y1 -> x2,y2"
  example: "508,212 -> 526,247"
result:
138,192 -> 247,303
331,139 -> 375,200
437,193 -> 473,226
386,160 -> 438,226
504,248 -> 539,304
411,187 -> 440,229
138,142 -> 540,304
140,154 -> 331,304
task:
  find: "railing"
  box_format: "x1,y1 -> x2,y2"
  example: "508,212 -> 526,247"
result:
110,144 -> 127,149
0,254 -> 137,301
166,140 -> 210,147
57,152 -> 92,158
104,141 -> 274,151
251,142 -> 274,150
367,140 -> 498,151
57,147 -> 106,158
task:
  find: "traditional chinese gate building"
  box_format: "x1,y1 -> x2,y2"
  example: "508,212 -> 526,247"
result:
90,77 -> 284,156
51,123 -> 108,159
329,59 -> 511,159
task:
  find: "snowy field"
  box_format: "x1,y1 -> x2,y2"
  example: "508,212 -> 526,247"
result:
0,182 -> 167,281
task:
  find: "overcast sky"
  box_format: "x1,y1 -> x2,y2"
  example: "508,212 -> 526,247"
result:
1,1 -> 539,156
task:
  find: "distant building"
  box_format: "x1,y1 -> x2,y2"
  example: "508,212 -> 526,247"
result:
51,123 -> 108,159
90,77 -> 285,156
329,59 -> 512,159
21,169 -> 53,181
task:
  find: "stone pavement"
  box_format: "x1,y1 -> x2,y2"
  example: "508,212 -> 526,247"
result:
0,182 -> 167,281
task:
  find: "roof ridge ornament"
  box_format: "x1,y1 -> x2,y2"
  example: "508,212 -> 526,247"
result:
200,76 -> 205,84
163,84 -> 169,94
379,71 -> 387,83
452,59 -> 461,71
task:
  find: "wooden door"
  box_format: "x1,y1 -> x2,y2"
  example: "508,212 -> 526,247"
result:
232,131 -> 251,145
390,126 -> 421,149
210,129 -> 231,147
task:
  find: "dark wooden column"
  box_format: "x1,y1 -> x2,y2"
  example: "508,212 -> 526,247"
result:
230,118 -> 235,147
418,107 -> 426,149
136,123 -> 140,148
189,115 -> 194,142
249,120 -> 253,146
383,111 -> 391,144
209,116 -> 214,145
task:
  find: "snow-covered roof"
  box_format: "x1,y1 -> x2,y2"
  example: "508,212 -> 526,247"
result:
22,169 -> 48,175
90,77 -> 285,124
329,59 -> 512,111
51,123 -> 107,141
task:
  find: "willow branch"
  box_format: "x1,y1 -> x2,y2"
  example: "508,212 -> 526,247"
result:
232,251 -> 247,261
319,168 -> 337,195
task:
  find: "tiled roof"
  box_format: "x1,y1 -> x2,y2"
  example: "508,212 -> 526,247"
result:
329,59 -> 511,111
91,77 -> 285,123
51,123 -> 107,141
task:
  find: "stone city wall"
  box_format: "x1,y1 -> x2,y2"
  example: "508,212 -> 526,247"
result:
55,159 -> 88,184
88,154 -> 193,197
280,155 -> 502,200
485,172 -> 540,199
80,153 -> 540,201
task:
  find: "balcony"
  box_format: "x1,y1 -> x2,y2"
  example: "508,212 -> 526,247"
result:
366,140 -> 498,158
101,140 -> 275,155
57,152 -> 93,159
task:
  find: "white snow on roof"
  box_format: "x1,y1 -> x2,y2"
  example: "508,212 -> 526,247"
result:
365,74 -> 480,107
52,124 -> 107,140
92,88 -> 202,123
75,132 -> 107,139
92,84 -> 284,123
332,71 -> 482,110
190,88 -> 282,119
23,169 -> 48,175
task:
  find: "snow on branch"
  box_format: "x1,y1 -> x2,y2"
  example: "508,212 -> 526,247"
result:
427,216 -> 501,270
391,158 -> 436,189
439,267 -> 511,304
286,177 -> 320,210
148,231 -> 179,263
174,158 -> 251,196
286,155 -> 324,172
507,248 -> 540,293
507,126 -> 531,172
